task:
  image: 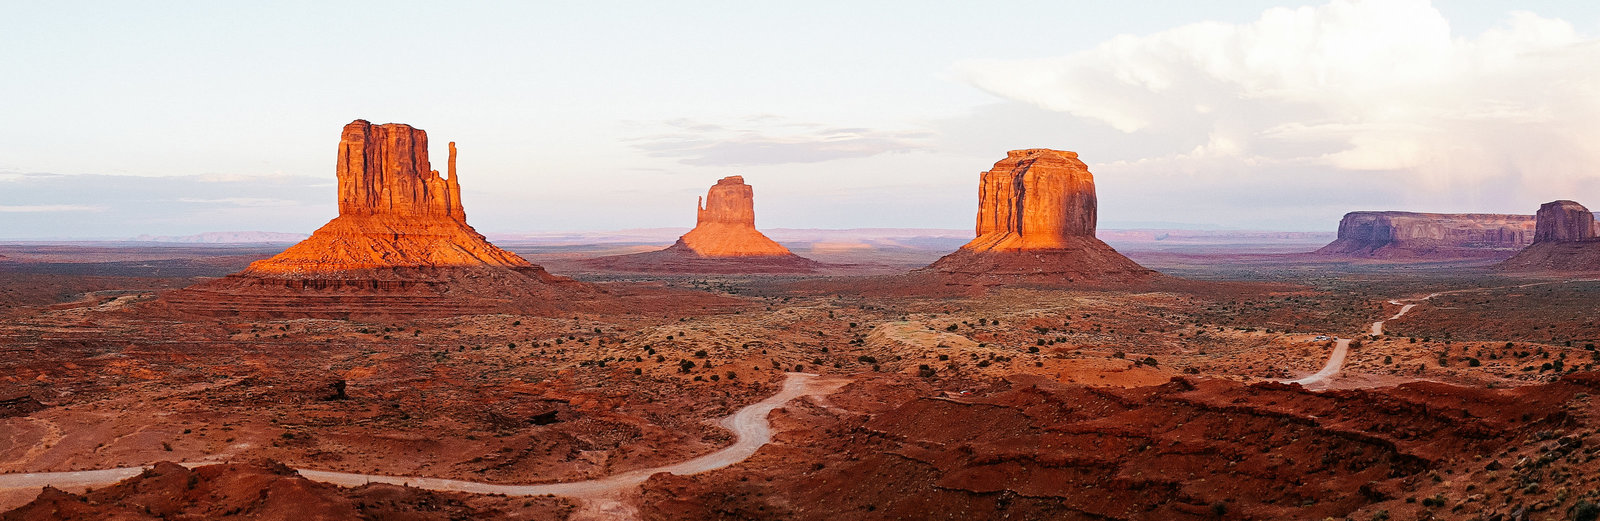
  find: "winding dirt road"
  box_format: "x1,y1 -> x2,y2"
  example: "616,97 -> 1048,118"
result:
1286,296 -> 1428,388
0,372 -> 846,501
1282,278 -> 1597,389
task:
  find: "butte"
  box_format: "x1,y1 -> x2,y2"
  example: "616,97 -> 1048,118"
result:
584,176 -> 823,274
918,149 -> 1158,286
1496,200 -> 1600,273
164,119 -> 597,319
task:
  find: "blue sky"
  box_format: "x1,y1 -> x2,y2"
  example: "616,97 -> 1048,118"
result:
4,1 -> 1600,238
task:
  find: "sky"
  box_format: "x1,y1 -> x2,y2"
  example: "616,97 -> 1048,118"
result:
3,0 -> 1600,239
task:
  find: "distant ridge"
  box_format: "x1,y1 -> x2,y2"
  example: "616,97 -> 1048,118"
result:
133,231 -> 310,244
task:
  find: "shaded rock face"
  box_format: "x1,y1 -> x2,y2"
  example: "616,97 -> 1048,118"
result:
925,150 -> 1154,285
164,120 -> 594,319
581,176 -> 822,273
1533,200 -> 1598,243
1497,200 -> 1600,272
1315,211 -> 1534,258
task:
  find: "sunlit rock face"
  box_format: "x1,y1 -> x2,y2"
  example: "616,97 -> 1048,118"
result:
164,120 -> 592,318
1315,212 -> 1535,258
671,176 -> 794,258
581,176 -> 823,273
926,149 -> 1155,284
242,120 -> 531,276
962,149 -> 1097,252
1497,200 -> 1600,273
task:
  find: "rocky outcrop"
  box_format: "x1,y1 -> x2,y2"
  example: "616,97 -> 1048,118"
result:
672,176 -> 796,257
924,149 -> 1155,284
1497,200 -> 1600,272
2,460 -> 524,520
583,176 -> 823,273
1314,211 -> 1534,258
1532,200 -> 1598,243
163,120 -> 596,319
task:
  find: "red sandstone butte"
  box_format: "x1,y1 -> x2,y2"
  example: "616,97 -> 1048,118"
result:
163,120 -> 593,318
1497,200 -> 1600,272
583,176 -> 822,273
924,149 -> 1155,284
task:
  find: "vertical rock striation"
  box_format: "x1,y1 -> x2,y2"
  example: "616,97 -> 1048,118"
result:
925,149 -> 1155,284
965,149 -> 1097,251
1532,200 -> 1598,243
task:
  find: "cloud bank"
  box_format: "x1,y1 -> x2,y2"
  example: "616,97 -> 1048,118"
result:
955,0 -> 1600,212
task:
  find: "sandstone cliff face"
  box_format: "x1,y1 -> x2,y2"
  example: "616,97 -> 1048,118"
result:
1497,200 -> 1600,272
336,120 -> 465,221
166,120 -> 592,318
1315,212 -> 1534,257
583,176 -> 822,273
926,149 -> 1154,284
1532,200 -> 1598,243
963,149 -> 1097,252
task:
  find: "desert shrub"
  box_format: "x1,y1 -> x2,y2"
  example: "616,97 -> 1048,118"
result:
1572,500 -> 1600,521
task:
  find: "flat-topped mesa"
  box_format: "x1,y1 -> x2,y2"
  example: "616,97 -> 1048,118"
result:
925,149 -> 1155,284
336,120 -> 464,221
1315,211 -> 1535,257
1533,200 -> 1598,243
962,149 -> 1097,252
674,176 -> 793,257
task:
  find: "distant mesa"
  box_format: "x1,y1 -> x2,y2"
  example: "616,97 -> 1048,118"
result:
583,176 -> 824,274
164,119 -> 597,318
1496,200 -> 1600,272
922,149 -> 1156,284
1314,211 -> 1535,258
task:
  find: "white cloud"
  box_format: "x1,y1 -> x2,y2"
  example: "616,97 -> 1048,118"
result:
629,116 -> 931,166
955,0 -> 1600,209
